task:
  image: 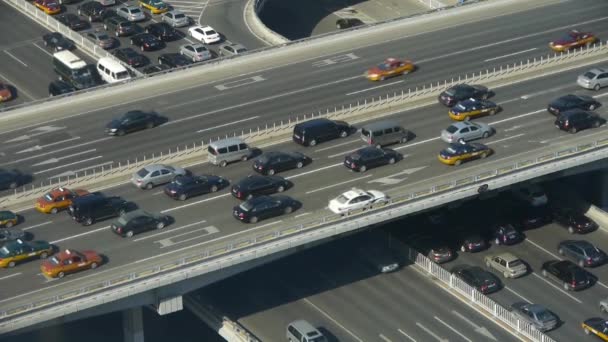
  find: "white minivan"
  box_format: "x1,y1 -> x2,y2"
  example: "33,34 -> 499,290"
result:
97,57 -> 131,84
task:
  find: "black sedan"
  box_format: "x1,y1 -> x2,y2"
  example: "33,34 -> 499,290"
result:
553,207 -> 598,234
438,84 -> 490,107
541,260 -> 591,291
158,53 -> 192,68
458,233 -> 487,253
252,151 -> 311,175
516,204 -> 552,229
452,265 -> 502,294
42,32 -> 75,52
0,229 -> 25,243
0,169 -> 26,190
112,48 -> 148,68
110,210 -> 169,237
232,195 -> 298,223
146,22 -> 179,41
164,175 -> 227,200
56,13 -> 89,31
142,64 -> 171,75
231,175 -> 290,200
491,223 -> 524,245
48,80 -> 75,97
77,1 -> 106,22
105,110 -> 161,136
555,109 -> 604,133
344,146 -> 400,172
130,33 -> 163,51
547,94 -> 601,115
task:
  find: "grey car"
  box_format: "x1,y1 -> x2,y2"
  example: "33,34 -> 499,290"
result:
117,6 -> 146,22
558,240 -> 606,267
578,67 -> 608,91
131,164 -> 187,189
441,121 -> 493,143
219,42 -> 247,56
511,302 -> 558,332
179,43 -> 212,62
161,10 -> 189,27
86,31 -> 116,49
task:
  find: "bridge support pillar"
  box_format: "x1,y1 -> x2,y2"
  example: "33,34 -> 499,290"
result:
123,307 -> 145,342
599,169 -> 608,211
153,294 -> 183,315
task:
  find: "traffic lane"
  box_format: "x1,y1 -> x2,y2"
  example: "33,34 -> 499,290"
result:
0,2 -> 51,47
0,43 -> 59,99
200,0 -> 267,50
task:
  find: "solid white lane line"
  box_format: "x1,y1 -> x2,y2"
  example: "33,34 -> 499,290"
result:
397,329 -> 417,342
32,43 -> 53,57
485,133 -> 525,145
484,48 -> 537,62
488,109 -> 545,125
346,80 -> 404,96
253,220 -> 282,229
21,221 -> 53,231
434,316 -> 472,342
328,148 -> 358,159
133,219 -> 207,241
314,139 -> 360,152
505,286 -> 533,304
295,212 -> 311,218
161,193 -> 230,213
394,137 -> 440,151
525,239 -> 561,259
304,298 -> 365,342
531,273 -> 583,303
153,190 -> 164,195
520,84 -> 574,99
379,334 -> 392,342
4,51 -> 28,67
34,156 -> 103,174
284,163 -> 343,179
51,226 -> 109,244
0,273 -> 22,281
306,174 -> 373,194
415,322 -> 445,341
196,116 -> 260,133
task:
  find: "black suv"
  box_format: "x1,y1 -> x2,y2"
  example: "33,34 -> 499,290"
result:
541,260 -> 591,291
48,80 -> 75,97
232,195 -> 298,223
0,169 -> 26,190
553,207 -> 598,234
438,84 -> 490,107
104,16 -> 137,37
69,193 -> 131,226
452,265 -> 501,294
555,109 -> 604,133
145,22 -> 179,41
56,13 -> 88,31
42,32 -> 74,52
547,94 -> 601,115
344,146 -> 400,172
490,223 -> 524,245
231,175 -> 290,200
292,118 -> 352,146
164,175 -> 227,201
112,48 -> 148,68
77,1 -> 107,22
158,53 -> 192,68
130,33 -> 163,51
252,151 -> 311,175
105,110 -> 161,136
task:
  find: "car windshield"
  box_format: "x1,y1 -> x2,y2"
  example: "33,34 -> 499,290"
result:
174,13 -> 185,18
49,256 -> 60,265
136,168 -> 149,177
559,34 -> 574,42
444,89 -> 455,96
239,202 -> 252,211
98,34 -> 110,40
309,337 -> 327,342
205,29 -> 216,35
583,71 -> 597,79
377,63 -> 392,70
43,193 -> 54,202
454,104 -> 467,111
236,48 -> 247,53
194,46 -> 207,53
583,246 -> 599,255
115,71 -> 130,80
536,309 -> 554,321
0,247 -> 9,256
207,146 -> 217,155
445,147 -> 457,154
335,195 -> 349,204
74,67 -> 92,79
509,259 -> 523,267
117,216 -> 128,226
131,8 -> 142,13
446,125 -> 458,133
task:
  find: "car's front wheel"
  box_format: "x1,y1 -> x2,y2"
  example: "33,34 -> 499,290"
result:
91,262 -> 98,269
249,216 -> 258,224
157,222 -> 165,229
594,84 -> 601,91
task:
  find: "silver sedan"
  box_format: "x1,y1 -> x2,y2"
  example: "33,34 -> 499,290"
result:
510,302 -> 558,332
131,164 -> 187,189
179,43 -> 212,62
441,121 -> 493,143
161,10 -> 190,28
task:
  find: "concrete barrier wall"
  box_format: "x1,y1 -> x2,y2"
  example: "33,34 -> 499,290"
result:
586,205 -> 608,232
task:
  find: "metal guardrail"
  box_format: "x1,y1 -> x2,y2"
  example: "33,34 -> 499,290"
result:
1,41 -> 605,206
404,245 -> 555,342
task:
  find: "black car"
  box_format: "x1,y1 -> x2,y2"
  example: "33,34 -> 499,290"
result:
232,195 -> 298,223
0,228 -> 26,243
558,240 -> 606,268
164,175 -> 227,201
252,151 -> 311,175
553,207 -> 598,234
438,84 -> 490,107
56,14 -> 89,31
105,110 -> 161,136
69,193 -> 131,226
104,16 -> 137,37
458,233 -> 487,252
231,175 -> 290,200
336,18 -> 364,29
158,53 -> 192,68
555,109 -> 604,133
491,223 -> 524,245
0,169 -> 25,190
48,80 -> 76,97
547,94 -> 601,116
145,22 -> 179,41
292,118 -> 352,146
452,265 -> 501,294
77,1 -> 107,22
517,204 -> 552,229
130,33 -> 163,51
541,260 -> 591,291
142,64 -> 171,75
42,32 -> 74,52
344,146 -> 400,172
110,210 -> 169,237
112,48 -> 148,68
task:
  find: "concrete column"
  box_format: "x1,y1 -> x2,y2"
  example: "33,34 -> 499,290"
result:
123,307 -> 145,342
598,169 -> 608,211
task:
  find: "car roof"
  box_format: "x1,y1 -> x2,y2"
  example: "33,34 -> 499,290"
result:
494,252 -> 519,262
121,209 -> 153,220
208,137 -> 245,149
143,164 -> 171,172
340,188 -> 368,200
448,121 -> 477,129
361,120 -> 400,131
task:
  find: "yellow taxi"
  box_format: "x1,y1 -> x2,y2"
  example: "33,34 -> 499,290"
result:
139,0 -> 168,14
550,30 -> 597,52
582,318 -> 608,341
41,249 -> 103,278
0,211 -> 18,228
448,99 -> 500,121
366,58 -> 415,81
0,239 -> 53,268
438,142 -> 492,166
34,0 -> 61,14
35,187 -> 90,214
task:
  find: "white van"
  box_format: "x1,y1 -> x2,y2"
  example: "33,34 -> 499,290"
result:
97,57 -> 131,84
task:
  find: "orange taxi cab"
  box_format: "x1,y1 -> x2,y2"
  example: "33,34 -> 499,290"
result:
35,187 -> 90,214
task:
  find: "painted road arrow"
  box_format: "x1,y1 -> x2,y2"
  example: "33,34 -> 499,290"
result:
5,126 -> 65,143
367,165 -> 427,185
452,310 -> 497,341
32,149 -> 96,166
415,322 -> 448,342
16,137 -> 81,154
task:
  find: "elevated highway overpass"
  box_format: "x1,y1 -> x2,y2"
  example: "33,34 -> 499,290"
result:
0,0 -> 608,339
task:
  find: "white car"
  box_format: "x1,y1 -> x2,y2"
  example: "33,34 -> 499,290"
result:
328,188 -> 388,214
188,25 -> 221,44
512,184 -> 548,207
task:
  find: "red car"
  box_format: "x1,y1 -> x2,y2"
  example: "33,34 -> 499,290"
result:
549,30 -> 597,52
40,249 -> 103,278
0,83 -> 12,103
